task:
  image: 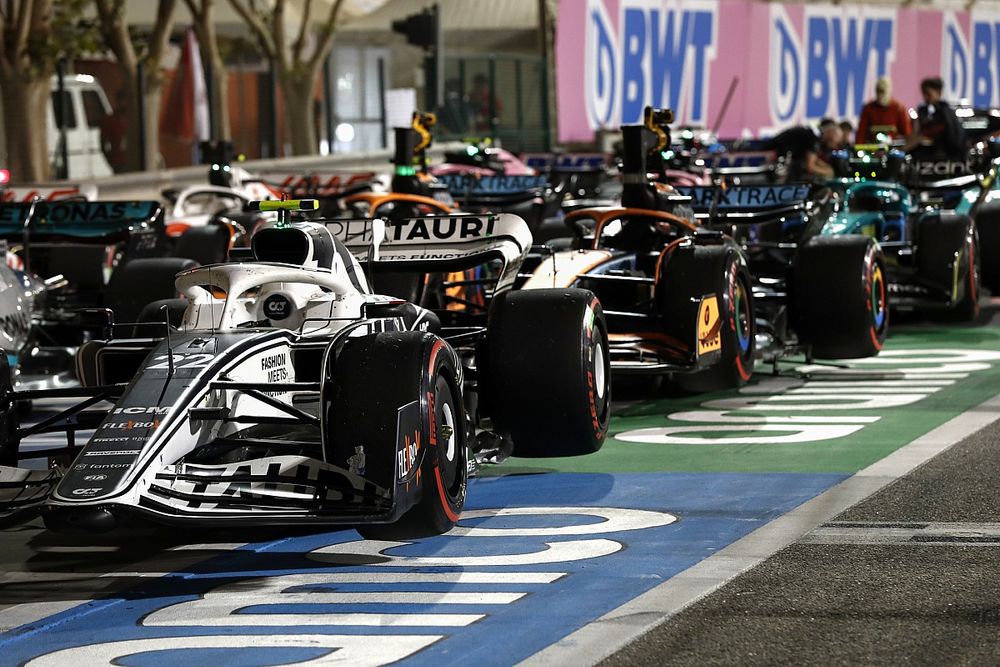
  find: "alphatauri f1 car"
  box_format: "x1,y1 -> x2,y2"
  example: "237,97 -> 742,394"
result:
0,200 -> 609,535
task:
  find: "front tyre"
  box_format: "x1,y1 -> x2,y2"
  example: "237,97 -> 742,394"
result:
326,332 -> 467,539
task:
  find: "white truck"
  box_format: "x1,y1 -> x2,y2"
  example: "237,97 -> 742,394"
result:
47,73 -> 115,179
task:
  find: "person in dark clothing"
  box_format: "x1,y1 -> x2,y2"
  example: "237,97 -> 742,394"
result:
905,76 -> 965,160
767,118 -> 841,180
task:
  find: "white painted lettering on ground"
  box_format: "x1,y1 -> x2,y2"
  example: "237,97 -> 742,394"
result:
42,506 -> 674,666
617,349 -> 1000,445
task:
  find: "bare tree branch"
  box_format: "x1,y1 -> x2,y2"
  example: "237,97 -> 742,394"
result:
272,0 -> 287,70
306,0 -> 345,73
14,0 -> 33,54
292,0 -> 311,64
227,0 -> 276,59
146,0 -> 178,67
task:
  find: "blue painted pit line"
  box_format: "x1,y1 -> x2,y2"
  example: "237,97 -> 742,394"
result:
0,472 -> 847,666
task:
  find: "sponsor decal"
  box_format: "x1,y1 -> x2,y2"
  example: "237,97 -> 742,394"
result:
73,463 -> 131,470
70,488 -> 104,496
263,294 -> 293,320
941,11 -> 1000,108
265,171 -> 376,197
99,421 -> 162,431
396,400 -> 422,484
677,184 -> 810,210
260,352 -> 289,383
389,216 -> 497,242
83,450 -> 141,456
769,6 -> 895,125
83,474 -> 108,481
913,160 -> 973,177
584,0 -> 718,128
697,295 -> 722,355
524,153 -> 607,169
112,406 -> 171,415
437,174 -> 550,196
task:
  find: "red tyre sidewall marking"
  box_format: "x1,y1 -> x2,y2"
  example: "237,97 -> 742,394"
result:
426,339 -> 459,523
864,247 -> 885,352
587,297 -> 605,441
728,262 -> 751,382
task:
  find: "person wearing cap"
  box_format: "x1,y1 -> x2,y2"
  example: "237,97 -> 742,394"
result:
766,119 -> 841,181
855,76 -> 913,144
905,76 -> 965,160
856,77 -> 912,144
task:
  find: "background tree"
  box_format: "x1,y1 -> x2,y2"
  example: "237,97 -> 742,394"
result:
0,1 -> 97,182
182,0 -> 230,142
94,0 -> 177,171
229,0 -> 346,155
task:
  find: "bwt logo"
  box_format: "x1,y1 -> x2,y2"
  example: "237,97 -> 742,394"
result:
770,6 -> 894,125
585,0 -> 717,130
942,12 -> 1000,108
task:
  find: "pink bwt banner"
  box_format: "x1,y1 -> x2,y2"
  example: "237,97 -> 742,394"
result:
555,0 -> 1000,143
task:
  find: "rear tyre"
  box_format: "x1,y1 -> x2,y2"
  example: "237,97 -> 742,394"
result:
793,235 -> 888,358
485,288 -> 610,457
326,332 -> 467,539
974,200 -> 1000,293
917,213 -> 981,322
658,243 -> 755,392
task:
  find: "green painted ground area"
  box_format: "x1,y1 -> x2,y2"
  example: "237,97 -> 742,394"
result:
489,325 -> 1000,476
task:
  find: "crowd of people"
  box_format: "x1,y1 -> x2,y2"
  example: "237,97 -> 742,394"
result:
766,76 -> 967,181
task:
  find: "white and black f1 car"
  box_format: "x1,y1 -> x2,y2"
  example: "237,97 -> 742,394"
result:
0,200 -> 610,535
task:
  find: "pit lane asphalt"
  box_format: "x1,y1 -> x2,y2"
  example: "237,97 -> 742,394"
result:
601,311 -> 1000,666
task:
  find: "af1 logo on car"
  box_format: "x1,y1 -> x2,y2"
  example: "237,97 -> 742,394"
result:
263,294 -> 292,320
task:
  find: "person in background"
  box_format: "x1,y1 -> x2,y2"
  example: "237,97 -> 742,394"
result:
767,119 -> 842,181
856,77 -> 912,144
470,73 -> 502,134
437,78 -> 473,135
905,76 -> 965,160
839,120 -> 855,149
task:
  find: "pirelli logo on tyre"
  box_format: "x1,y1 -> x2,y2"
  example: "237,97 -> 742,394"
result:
697,295 -> 722,356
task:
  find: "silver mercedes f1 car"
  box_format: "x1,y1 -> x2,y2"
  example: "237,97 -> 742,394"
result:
0,200 -> 610,536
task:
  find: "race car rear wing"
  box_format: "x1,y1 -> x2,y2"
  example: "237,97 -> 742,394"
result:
321,212 -> 532,291
673,184 -> 812,223
0,200 -> 162,242
435,173 -> 550,199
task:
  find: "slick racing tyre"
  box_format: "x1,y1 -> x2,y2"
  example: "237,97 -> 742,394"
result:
974,200 -> 1000,293
792,235 -> 888,358
485,288 -> 610,457
658,243 -> 755,392
326,332 -> 467,538
917,213 -> 981,322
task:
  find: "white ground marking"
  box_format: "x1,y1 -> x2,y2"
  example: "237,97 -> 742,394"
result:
24,634 -> 441,667
522,390 -> 1000,666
